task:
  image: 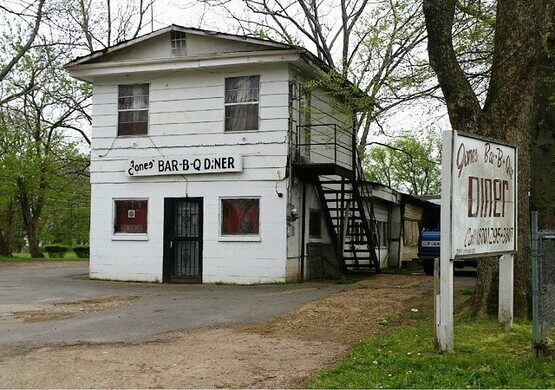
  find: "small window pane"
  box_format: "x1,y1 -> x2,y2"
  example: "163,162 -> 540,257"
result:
225,104 -> 259,131
119,110 -> 148,123
118,96 -> 148,110
115,200 -> 148,234
221,198 -> 260,235
225,76 -> 259,103
309,210 -> 322,238
118,122 -> 148,136
118,84 -> 149,97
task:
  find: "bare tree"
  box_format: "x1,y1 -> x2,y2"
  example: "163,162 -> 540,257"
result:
54,0 -> 156,53
197,0 -> 434,146
0,0 -> 46,106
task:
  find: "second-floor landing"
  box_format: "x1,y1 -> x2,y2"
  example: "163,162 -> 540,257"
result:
292,123 -> 357,181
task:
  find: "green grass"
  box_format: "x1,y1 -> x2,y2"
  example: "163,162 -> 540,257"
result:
307,320 -> 555,388
0,251 -> 88,262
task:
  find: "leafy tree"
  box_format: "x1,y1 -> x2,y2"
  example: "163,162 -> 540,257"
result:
363,134 -> 440,195
0,43 -> 90,257
423,0 -> 553,317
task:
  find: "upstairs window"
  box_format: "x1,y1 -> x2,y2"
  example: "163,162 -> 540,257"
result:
118,84 -> 149,136
225,76 -> 259,131
171,30 -> 187,56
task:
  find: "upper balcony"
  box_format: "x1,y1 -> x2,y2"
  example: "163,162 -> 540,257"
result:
291,123 -> 356,180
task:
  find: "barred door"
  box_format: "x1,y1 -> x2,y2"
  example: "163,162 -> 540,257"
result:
164,198 -> 203,283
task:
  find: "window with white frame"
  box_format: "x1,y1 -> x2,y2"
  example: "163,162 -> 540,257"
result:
170,30 -> 187,56
221,198 -> 260,236
114,200 -> 148,234
224,76 -> 259,131
118,84 -> 149,136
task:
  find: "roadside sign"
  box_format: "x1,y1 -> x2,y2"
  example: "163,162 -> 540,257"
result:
436,130 -> 517,353
450,132 -> 517,258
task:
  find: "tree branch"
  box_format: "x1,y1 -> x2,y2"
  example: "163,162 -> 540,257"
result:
423,0 -> 481,132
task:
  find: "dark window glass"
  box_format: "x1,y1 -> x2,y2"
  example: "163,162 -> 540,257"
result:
309,209 -> 322,238
221,198 -> 260,235
224,76 -> 259,131
171,30 -> 187,56
118,84 -> 149,136
114,200 -> 148,234
374,221 -> 389,247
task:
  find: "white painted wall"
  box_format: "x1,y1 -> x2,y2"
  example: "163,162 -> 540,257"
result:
90,180 -> 288,283
89,62 -> 291,283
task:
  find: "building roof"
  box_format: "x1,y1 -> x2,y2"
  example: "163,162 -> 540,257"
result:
65,24 -> 373,104
65,24 -> 331,72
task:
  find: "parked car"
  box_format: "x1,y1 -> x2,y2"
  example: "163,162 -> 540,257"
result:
418,229 -> 476,275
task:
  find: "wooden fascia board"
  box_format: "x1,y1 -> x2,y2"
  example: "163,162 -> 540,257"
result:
67,50 -> 302,81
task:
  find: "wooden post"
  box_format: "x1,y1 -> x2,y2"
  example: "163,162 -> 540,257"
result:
498,253 -> 514,330
437,130 -> 454,353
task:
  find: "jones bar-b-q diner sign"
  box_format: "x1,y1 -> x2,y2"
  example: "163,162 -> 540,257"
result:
449,132 -> 517,258
127,154 -> 243,176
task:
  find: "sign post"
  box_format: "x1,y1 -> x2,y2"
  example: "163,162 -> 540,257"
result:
437,130 -> 517,352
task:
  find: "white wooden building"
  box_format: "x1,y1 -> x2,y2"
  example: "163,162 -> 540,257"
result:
67,25 -> 384,284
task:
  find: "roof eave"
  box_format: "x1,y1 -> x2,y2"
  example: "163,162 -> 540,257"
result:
67,49 -> 303,82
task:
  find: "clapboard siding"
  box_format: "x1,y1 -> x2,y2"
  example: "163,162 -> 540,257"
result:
93,91 -> 288,114
92,119 -> 289,138
91,63 -> 290,185
92,131 -> 288,150
90,168 -> 287,184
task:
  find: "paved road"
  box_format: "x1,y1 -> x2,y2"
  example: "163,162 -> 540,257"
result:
0,262 -> 346,358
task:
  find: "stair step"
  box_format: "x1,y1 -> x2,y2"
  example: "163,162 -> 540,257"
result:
345,240 -> 370,244
325,207 -> 363,212
344,256 -> 374,261
343,248 -> 370,253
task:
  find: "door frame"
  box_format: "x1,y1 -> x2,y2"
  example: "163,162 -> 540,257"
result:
163,197 -> 203,284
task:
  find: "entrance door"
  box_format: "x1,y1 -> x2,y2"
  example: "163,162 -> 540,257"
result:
163,198 -> 203,283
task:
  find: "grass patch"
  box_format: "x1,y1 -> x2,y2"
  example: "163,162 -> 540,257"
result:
307,320 -> 555,388
0,251 -> 88,263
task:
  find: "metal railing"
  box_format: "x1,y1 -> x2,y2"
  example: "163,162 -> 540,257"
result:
353,148 -> 380,269
293,124 -> 354,171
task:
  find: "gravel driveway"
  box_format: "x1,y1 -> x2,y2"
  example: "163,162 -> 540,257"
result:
0,261 -> 345,358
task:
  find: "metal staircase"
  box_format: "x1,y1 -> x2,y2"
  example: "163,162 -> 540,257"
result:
293,124 -> 381,273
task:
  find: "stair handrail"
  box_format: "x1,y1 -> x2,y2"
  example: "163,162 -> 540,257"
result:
351,146 -> 381,271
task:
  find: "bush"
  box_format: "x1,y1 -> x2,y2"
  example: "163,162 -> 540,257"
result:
43,244 -> 69,258
73,245 -> 90,258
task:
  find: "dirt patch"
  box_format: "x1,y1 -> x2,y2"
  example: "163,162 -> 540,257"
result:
246,274 -> 433,345
0,328 -> 347,389
13,296 -> 139,323
0,261 -> 87,270
0,274 -> 436,388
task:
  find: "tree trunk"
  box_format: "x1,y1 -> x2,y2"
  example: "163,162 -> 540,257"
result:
16,178 -> 43,258
25,218 -> 42,258
530,37 -> 555,231
0,199 -> 19,257
0,232 -> 11,257
423,0 -> 551,317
